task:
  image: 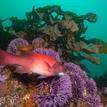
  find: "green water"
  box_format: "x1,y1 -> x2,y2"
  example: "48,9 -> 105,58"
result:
0,0 -> 107,77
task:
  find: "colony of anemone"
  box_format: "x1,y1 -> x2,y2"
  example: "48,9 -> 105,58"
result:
0,5 -> 106,107
0,38 -> 103,107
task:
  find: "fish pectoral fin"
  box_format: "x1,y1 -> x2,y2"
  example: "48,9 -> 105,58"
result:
13,64 -> 28,74
44,61 -> 52,72
38,75 -> 53,79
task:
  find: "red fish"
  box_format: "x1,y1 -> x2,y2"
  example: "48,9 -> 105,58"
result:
0,49 -> 64,77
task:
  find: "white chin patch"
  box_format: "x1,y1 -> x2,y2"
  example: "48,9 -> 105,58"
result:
58,72 -> 65,76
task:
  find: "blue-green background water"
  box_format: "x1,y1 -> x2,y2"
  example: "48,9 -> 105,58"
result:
0,0 -> 107,77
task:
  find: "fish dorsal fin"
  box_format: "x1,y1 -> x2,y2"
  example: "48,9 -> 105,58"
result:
19,52 -> 34,58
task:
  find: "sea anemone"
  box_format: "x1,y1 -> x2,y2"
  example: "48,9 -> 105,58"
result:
0,74 -> 7,83
64,62 -> 103,107
0,65 -> 5,82
83,95 -> 103,107
33,74 -> 72,107
69,73 -> 85,102
64,62 -> 88,80
85,78 -> 97,96
6,38 -> 29,54
0,65 -> 4,72
32,37 -> 47,49
34,48 -> 61,62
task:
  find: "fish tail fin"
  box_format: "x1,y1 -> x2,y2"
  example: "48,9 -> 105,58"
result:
0,49 -> 7,64
0,49 -> 16,65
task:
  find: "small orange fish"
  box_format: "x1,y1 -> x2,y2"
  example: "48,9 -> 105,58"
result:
0,49 -> 64,77
18,45 -> 34,52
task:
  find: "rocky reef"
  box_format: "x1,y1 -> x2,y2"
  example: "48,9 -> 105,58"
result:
0,5 -> 106,107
